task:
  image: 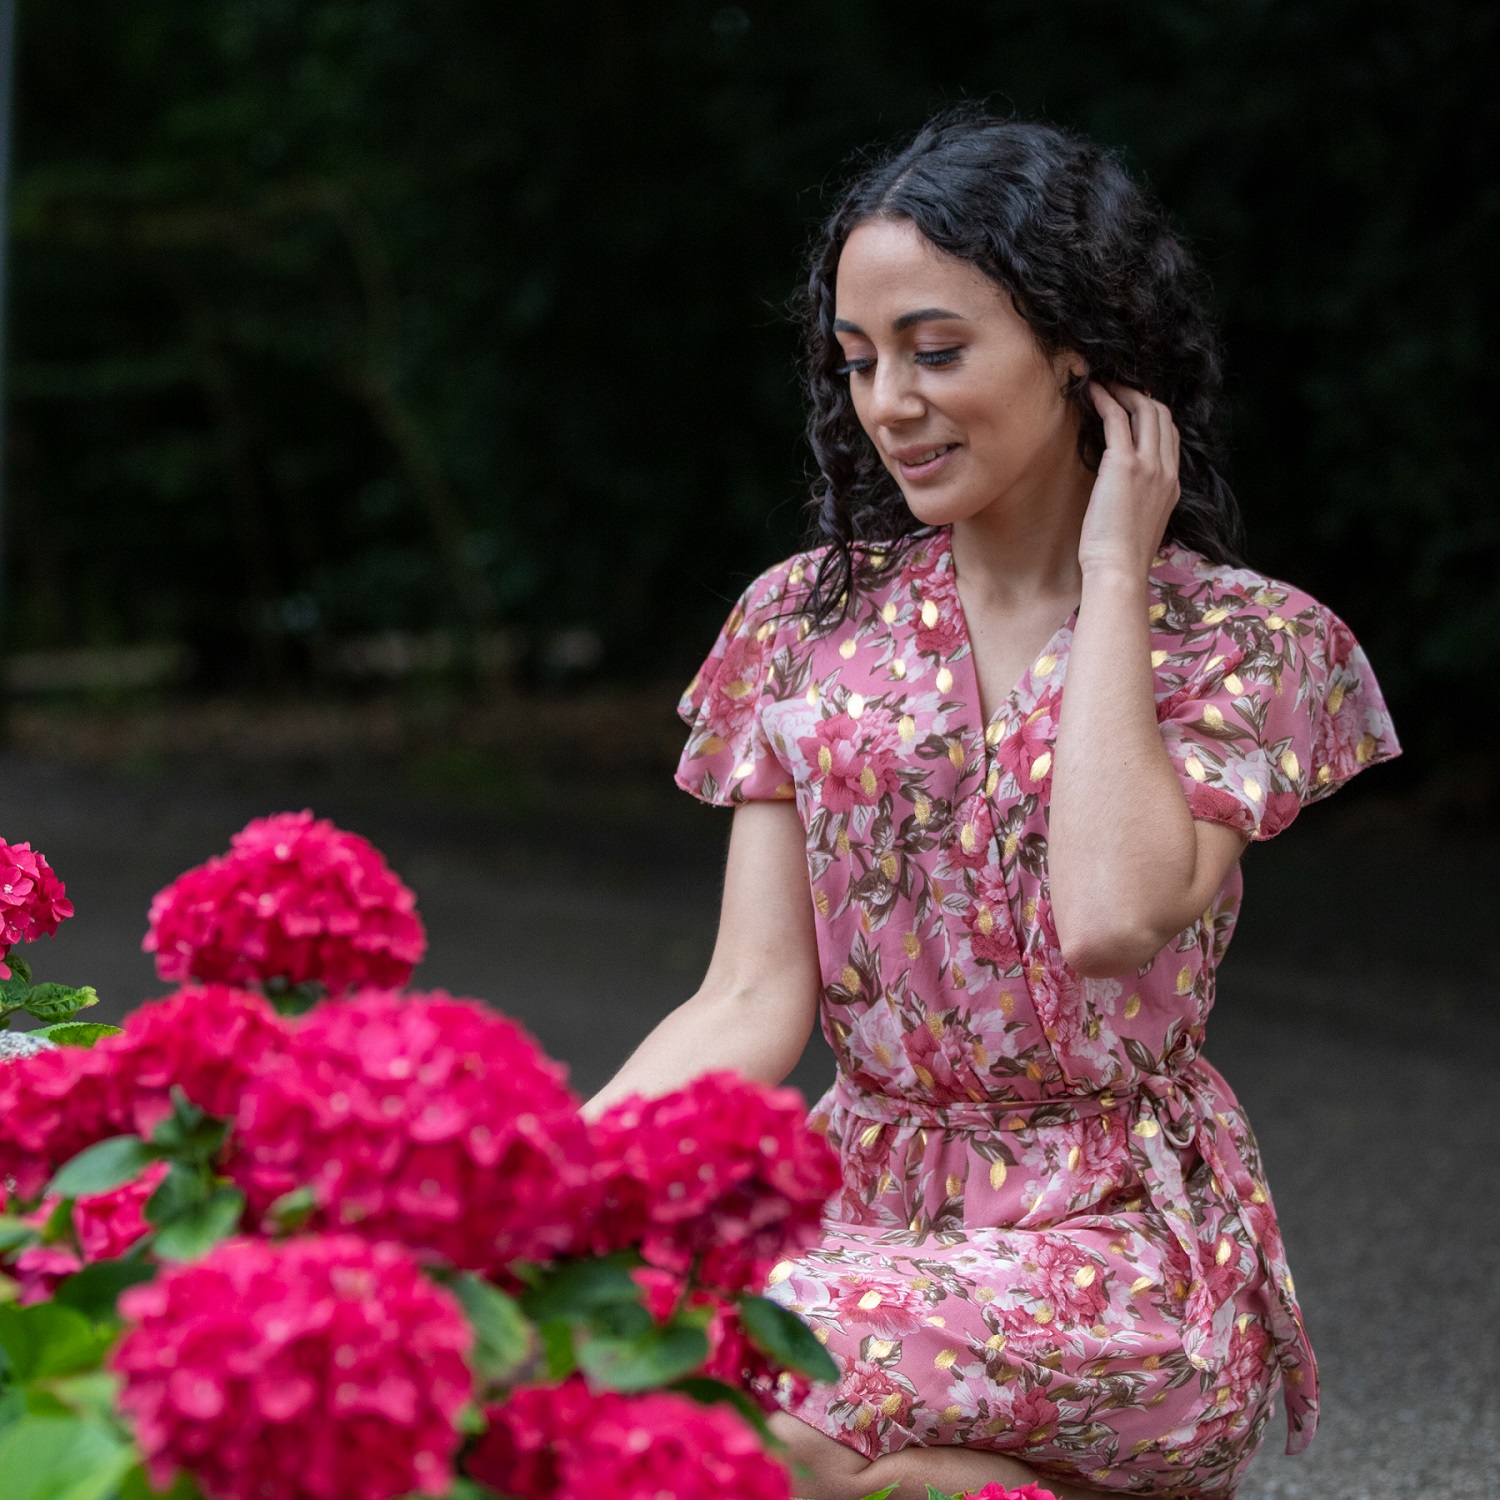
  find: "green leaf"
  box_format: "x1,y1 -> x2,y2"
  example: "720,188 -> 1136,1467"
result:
0,1304 -> 112,1381
439,1481 -> 504,1500
48,1138 -> 158,1201
855,1488 -> 899,1500
0,1414 -> 133,1500
53,1257 -> 157,1320
20,985 -> 100,1023
148,1092 -> 227,1165
518,1252 -> 643,1325
451,1274 -> 532,1385
28,1371 -> 120,1423
144,1163 -> 208,1227
150,1186 -> 244,1262
30,1023 -> 121,1049
0,1213 -> 42,1252
924,1489 -> 959,1500
737,1296 -> 840,1384
7,954 -> 33,986
669,1374 -> 777,1443
536,1319 -> 577,1382
0,975 -> 32,1013
264,1185 -> 317,1235
119,1463 -> 202,1500
577,1322 -> 709,1392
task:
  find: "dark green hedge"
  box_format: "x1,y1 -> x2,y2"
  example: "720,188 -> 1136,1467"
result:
7,2 -> 1496,774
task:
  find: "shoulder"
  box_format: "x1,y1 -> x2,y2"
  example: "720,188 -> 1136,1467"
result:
1149,543 -> 1361,682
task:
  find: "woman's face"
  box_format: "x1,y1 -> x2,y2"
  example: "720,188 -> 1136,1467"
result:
832,217 -> 1086,527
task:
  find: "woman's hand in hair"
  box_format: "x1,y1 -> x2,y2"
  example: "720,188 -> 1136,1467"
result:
1078,381 -> 1182,581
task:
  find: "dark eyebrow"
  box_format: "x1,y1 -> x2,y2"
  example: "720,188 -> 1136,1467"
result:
833,307 -> 969,336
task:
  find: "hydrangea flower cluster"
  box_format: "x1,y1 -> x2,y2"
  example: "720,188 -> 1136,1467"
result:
233,989 -> 592,1272
961,1486 -> 1060,1500
143,811 -> 426,995
12,1162 -> 168,1303
0,984 -> 286,1198
113,1235 -> 472,1500
0,838 -> 73,977
591,1070 -> 839,1290
467,1380 -> 791,1500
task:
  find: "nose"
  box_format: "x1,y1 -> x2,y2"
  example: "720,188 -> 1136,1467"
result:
865,356 -> 925,429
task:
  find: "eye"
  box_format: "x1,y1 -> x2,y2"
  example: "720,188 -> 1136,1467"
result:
915,347 -> 962,367
834,357 -> 874,377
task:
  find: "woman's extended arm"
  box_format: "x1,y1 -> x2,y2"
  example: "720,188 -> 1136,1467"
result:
1047,384 -> 1247,978
582,799 -> 822,1119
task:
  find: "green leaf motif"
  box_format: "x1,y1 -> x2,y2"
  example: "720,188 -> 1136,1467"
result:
151,1186 -> 244,1262
0,1304 -> 113,1381
20,984 -> 101,1023
452,1274 -> 533,1385
0,1414 -> 133,1500
31,1023 -> 122,1049
577,1322 -> 709,1393
48,1137 -> 159,1201
737,1295 -> 840,1384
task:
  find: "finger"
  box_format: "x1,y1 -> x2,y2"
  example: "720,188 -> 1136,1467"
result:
1109,382 -> 1161,458
1089,381 -> 1134,454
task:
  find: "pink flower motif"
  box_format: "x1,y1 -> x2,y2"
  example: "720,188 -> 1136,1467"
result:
0,839 -> 73,978
13,1163 -> 168,1303
144,811 -> 427,996
992,687 -> 1060,798
704,629 -> 764,747
590,1071 -> 840,1293
829,1270 -> 928,1339
113,1235 -> 472,1500
470,1383 -> 791,1500
233,990 -> 591,1274
963,866 -> 1022,971
914,601 -> 966,661
839,1355 -> 911,1425
0,985 -> 286,1200
797,713 -> 902,814
1020,1236 -> 1109,1325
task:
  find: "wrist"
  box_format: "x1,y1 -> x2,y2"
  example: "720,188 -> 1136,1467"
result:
1079,559 -> 1151,601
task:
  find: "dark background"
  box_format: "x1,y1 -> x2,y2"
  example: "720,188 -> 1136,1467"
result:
6,0 -> 1498,793
4,8 -> 1499,1498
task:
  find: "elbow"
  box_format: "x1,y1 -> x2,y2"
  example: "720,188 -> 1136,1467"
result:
1057,919 -> 1165,979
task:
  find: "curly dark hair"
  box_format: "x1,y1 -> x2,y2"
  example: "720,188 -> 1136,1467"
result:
798,110 -> 1243,627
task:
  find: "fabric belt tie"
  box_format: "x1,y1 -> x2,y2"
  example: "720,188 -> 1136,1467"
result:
828,1064 -> 1317,1453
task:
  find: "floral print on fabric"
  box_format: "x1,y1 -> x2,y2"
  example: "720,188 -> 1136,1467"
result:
676,529 -> 1399,1497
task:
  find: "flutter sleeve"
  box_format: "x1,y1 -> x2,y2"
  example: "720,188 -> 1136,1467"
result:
1157,596 -> 1401,840
674,562 -> 800,808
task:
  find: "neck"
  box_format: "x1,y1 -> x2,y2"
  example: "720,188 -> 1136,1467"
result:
947,448 -> 1094,614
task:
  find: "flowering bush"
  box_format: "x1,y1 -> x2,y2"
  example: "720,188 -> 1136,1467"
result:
234,988 -> 592,1272
144,810 -> 427,997
0,813 -> 846,1500
591,1069 -> 841,1291
114,1235 -> 472,1500
0,838 -> 72,976
469,1380 -> 792,1500
0,983 -> 286,1197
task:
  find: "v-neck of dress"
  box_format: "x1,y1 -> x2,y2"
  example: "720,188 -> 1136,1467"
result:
931,528 -> 1079,736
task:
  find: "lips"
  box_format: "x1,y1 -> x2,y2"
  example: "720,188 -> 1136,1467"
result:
891,443 -> 960,482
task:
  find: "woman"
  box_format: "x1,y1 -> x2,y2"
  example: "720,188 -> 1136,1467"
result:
586,114 -> 1398,1499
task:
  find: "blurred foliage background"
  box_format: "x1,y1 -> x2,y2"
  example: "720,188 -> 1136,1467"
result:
4,1 -> 1496,792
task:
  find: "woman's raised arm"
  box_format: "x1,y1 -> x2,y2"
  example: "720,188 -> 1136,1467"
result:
582,799 -> 821,1119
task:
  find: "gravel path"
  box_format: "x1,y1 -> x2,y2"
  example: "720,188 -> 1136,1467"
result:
3,752 -> 1494,1498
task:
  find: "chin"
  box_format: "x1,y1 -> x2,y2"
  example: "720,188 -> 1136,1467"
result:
895,484 -> 999,529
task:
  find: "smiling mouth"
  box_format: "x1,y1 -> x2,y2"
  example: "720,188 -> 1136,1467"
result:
893,444 -> 959,471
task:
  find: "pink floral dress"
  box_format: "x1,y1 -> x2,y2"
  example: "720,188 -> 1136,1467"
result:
675,529 -> 1399,1497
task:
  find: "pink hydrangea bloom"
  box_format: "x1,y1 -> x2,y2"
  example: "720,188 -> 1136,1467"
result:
960,1486 -> 1060,1500
143,811 -> 427,995
234,990 -> 592,1273
13,1163 -> 168,1303
0,839 -> 73,977
590,1071 -> 840,1292
468,1382 -> 790,1500
113,1234 -> 472,1500
0,985 -> 286,1200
